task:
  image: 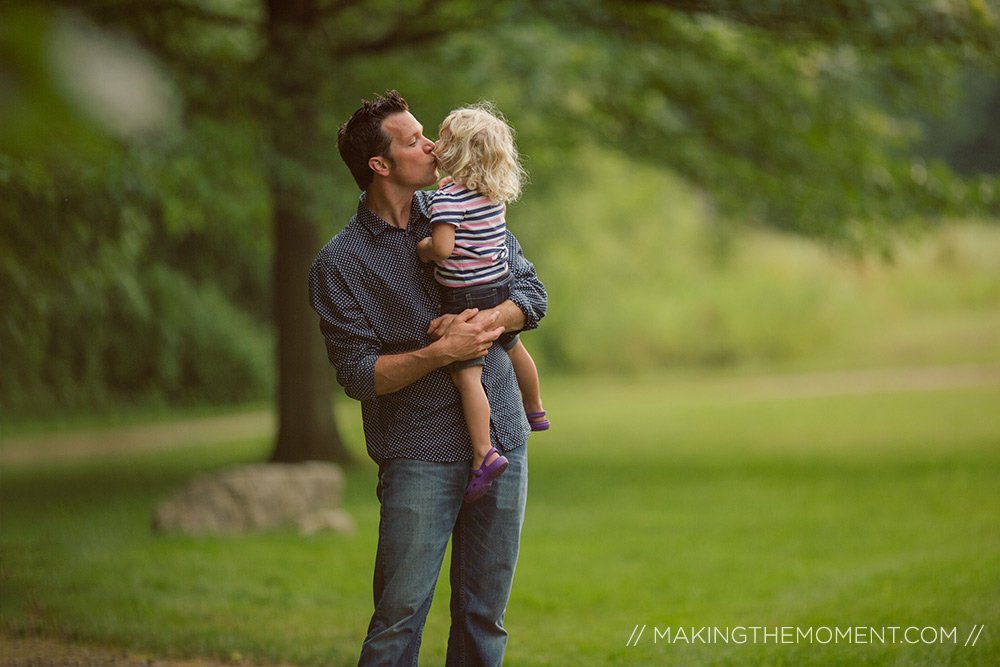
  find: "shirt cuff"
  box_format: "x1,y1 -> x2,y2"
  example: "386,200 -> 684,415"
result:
337,353 -> 378,402
509,291 -> 541,332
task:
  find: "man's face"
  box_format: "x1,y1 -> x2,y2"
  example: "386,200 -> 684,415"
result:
380,111 -> 438,188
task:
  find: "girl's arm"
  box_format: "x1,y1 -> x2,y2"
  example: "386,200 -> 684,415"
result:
417,222 -> 456,263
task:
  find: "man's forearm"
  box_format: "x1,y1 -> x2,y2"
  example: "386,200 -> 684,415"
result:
373,344 -> 448,396
491,299 -> 526,334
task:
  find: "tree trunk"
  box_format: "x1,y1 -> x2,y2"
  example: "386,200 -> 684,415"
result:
264,0 -> 353,464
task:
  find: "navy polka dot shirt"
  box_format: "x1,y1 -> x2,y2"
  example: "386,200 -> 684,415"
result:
308,190 -> 547,464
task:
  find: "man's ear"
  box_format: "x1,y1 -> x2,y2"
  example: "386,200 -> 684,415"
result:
369,156 -> 390,177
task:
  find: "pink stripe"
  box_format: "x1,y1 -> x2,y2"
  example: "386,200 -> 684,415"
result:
446,259 -> 495,269
458,233 -> 502,240
432,203 -> 468,212
461,240 -> 501,248
461,220 -> 503,230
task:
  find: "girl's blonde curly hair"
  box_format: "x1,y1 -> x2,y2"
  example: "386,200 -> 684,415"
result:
434,102 -> 527,204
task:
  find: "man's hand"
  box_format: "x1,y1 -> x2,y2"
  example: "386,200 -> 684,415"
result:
432,308 -> 504,363
427,312 -> 457,340
427,309 -> 496,341
429,300 -> 524,344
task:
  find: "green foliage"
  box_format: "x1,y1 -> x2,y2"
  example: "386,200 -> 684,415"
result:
140,118 -> 272,320
0,7 -> 114,160
919,71 -> 1000,176
1,258 -> 274,418
520,3 -> 999,242
515,147 -> 1000,374
0,139 -> 273,418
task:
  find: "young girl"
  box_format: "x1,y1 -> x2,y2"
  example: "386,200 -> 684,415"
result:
417,102 -> 548,503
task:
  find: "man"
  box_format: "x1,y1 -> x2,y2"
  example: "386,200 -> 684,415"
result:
308,90 -> 547,666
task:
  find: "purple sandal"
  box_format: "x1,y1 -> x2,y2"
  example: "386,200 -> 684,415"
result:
464,447 -> 509,503
526,410 -> 550,431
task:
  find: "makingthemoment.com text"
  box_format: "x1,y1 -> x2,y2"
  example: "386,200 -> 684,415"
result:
626,625 -> 985,647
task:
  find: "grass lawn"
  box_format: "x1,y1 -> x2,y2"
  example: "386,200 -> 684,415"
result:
2,374 -> 998,665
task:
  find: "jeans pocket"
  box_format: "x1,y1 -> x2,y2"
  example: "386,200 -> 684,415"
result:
465,287 -> 499,310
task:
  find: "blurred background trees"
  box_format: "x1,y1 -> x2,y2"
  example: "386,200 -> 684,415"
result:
2,0 -> 997,462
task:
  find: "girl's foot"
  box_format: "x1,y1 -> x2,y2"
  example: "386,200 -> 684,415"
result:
472,448 -> 503,470
464,447 -> 508,503
525,409 -> 550,431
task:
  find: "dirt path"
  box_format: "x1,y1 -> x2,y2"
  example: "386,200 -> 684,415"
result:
0,633 -> 293,667
0,411 -> 276,465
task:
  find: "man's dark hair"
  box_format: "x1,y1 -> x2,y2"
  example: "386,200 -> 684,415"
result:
337,90 -> 410,191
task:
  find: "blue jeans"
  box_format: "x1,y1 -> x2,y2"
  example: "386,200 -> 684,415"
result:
359,444 -> 528,666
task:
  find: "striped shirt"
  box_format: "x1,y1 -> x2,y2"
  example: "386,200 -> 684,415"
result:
308,190 -> 547,464
429,182 -> 509,287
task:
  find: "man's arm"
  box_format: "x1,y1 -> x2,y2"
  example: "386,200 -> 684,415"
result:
374,308 -> 503,395
491,298 -> 527,333
504,230 -> 546,331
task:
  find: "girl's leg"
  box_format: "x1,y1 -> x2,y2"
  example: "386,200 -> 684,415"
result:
451,365 -> 498,469
506,340 -> 545,424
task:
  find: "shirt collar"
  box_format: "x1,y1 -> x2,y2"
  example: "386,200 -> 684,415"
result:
356,191 -> 432,237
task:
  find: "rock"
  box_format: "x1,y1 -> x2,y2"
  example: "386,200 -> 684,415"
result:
152,462 -> 352,536
296,508 -> 356,536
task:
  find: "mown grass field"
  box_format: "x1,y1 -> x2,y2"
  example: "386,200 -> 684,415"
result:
2,373 -> 998,666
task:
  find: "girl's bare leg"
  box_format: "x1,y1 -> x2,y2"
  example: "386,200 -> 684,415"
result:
506,340 -> 545,422
451,365 -> 498,469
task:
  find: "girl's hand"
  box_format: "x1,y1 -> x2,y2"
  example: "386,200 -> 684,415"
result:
436,175 -> 454,188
